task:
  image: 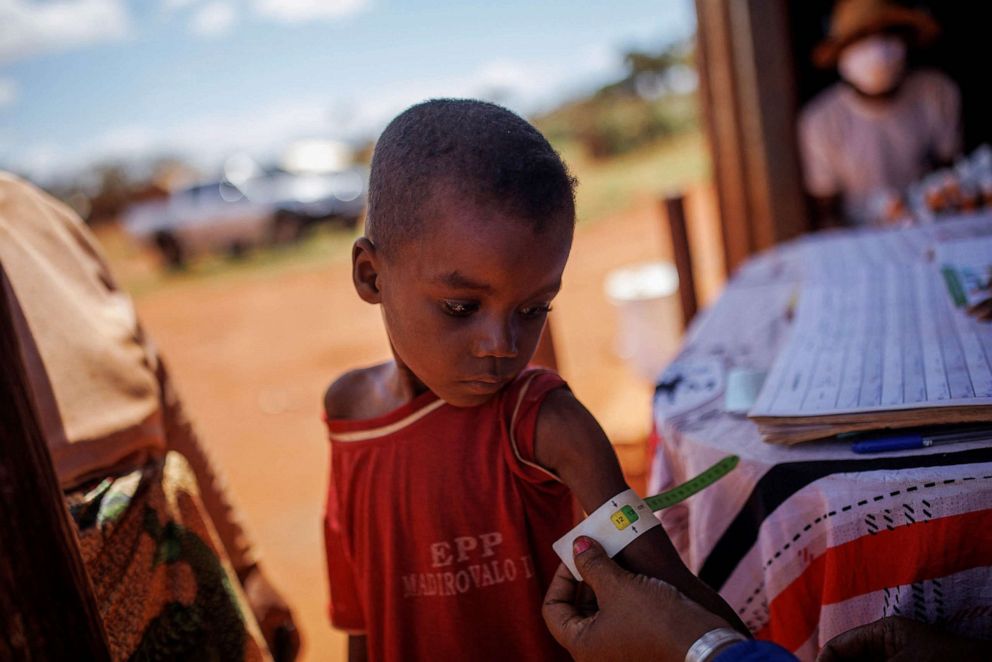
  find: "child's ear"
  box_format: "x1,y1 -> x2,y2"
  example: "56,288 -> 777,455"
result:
352,237 -> 382,304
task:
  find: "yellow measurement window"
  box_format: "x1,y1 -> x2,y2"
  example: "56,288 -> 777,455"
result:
610,505 -> 640,530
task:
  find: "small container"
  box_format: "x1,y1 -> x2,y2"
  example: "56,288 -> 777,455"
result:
604,261 -> 682,382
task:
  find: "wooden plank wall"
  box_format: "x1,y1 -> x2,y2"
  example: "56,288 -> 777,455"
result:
695,0 -> 809,275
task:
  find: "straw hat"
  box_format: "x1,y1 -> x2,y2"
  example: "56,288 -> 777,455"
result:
813,0 -> 940,68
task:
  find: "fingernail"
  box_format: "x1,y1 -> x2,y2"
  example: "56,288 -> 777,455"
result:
573,537 -> 592,554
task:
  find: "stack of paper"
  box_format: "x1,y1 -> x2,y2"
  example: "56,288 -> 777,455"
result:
748,252 -> 992,445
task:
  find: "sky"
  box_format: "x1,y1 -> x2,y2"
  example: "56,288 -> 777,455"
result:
0,0 -> 695,182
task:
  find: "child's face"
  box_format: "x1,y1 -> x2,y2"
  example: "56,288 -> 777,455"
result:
364,195 -> 572,407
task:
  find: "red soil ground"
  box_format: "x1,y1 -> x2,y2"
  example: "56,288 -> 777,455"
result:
114,184 -> 723,660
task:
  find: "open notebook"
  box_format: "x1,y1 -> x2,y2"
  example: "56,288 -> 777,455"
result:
749,230 -> 992,445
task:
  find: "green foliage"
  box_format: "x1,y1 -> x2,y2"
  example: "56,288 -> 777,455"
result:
538,93 -> 699,160
566,131 -> 709,224
535,38 -> 699,160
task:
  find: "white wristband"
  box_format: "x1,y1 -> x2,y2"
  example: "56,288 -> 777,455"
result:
552,488 -> 660,580
685,627 -> 747,662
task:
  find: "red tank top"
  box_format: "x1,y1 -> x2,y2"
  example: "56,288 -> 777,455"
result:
324,368 -> 575,661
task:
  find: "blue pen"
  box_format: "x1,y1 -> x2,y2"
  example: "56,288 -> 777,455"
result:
851,433 -> 925,454
851,428 -> 992,454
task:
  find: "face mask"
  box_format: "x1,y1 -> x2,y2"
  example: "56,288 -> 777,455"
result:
838,35 -> 906,95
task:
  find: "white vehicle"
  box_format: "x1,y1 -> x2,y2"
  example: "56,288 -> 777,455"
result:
255,168 -> 366,241
124,180 -> 274,267
123,169 -> 367,267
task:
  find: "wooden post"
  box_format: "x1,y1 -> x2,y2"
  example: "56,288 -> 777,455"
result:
0,267 -> 111,661
695,0 -> 809,275
662,194 -> 698,329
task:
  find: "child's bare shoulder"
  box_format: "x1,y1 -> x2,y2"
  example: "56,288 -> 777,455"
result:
535,387 -> 601,449
534,387 -> 616,474
323,362 -> 395,420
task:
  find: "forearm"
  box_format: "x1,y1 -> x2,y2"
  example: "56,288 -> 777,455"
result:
616,528 -> 747,635
572,479 -> 748,634
559,441 -> 741,626
536,390 -> 747,635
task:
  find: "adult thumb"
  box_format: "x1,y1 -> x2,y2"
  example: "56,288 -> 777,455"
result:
572,537 -> 626,596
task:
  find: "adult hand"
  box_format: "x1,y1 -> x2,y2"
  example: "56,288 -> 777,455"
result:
542,536 -> 732,662
242,566 -> 301,662
817,616 -> 986,661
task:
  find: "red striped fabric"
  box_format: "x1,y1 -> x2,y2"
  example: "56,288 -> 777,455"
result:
756,508 -> 992,650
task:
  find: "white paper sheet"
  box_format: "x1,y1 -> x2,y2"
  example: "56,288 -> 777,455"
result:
751,262 -> 992,417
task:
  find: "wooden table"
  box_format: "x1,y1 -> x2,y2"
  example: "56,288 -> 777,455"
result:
649,216 -> 992,659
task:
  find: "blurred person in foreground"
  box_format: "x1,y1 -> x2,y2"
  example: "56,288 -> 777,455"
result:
799,0 -> 962,228
0,172 -> 299,661
543,536 -> 989,662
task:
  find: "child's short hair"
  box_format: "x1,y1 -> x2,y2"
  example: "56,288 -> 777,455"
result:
366,99 -> 576,254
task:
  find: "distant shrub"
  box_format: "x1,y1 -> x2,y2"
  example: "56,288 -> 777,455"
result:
537,92 -> 699,160
535,38 -> 699,159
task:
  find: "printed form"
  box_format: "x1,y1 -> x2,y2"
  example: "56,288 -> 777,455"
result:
751,259 -> 992,419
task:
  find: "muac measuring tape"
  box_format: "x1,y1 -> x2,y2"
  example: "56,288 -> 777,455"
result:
553,455 -> 739,579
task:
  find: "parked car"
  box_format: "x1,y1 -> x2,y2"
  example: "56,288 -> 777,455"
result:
122,180 -> 269,267
255,167 -> 366,242
123,168 -> 367,268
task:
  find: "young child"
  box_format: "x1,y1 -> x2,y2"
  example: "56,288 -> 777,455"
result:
323,99 -> 742,661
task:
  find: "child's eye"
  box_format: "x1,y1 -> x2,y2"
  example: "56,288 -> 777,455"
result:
520,303 -> 552,319
441,300 -> 479,317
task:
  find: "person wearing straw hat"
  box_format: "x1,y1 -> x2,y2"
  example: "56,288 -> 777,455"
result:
798,0 -> 962,228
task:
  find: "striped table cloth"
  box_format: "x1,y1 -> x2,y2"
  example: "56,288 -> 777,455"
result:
649,221 -> 992,660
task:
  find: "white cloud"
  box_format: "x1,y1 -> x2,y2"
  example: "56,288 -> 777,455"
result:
252,0 -> 369,23
9,142 -> 64,179
341,50 -> 621,137
0,0 -> 131,64
189,1 -> 236,36
0,77 -> 17,107
8,99 -> 336,181
9,44 -> 626,181
92,124 -> 159,155
162,0 -> 198,10
97,101 -> 328,163
580,43 -> 618,80
173,101 -> 331,157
